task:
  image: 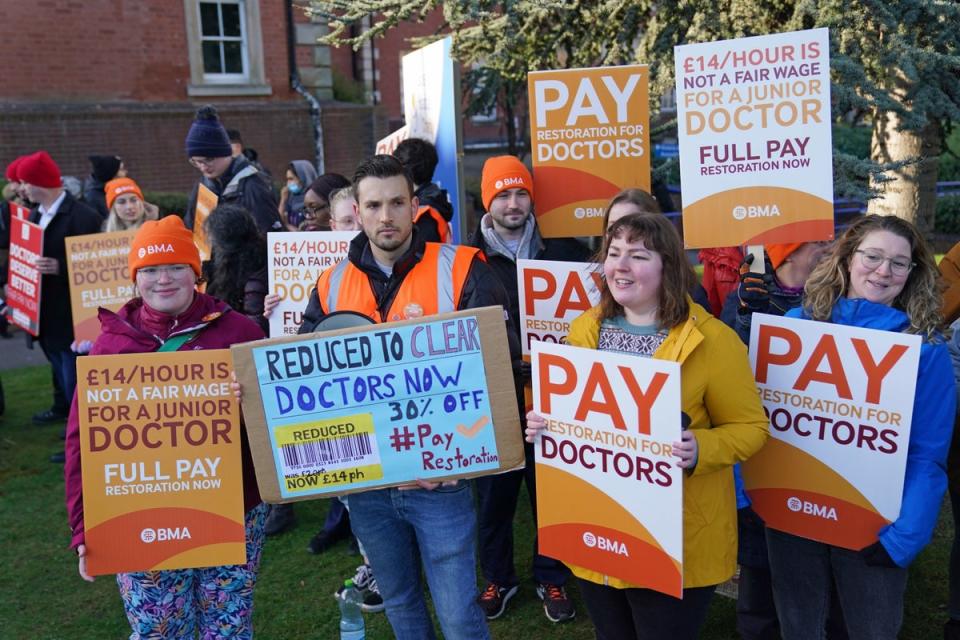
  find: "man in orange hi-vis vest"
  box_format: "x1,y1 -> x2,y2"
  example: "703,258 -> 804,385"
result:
300,155 -> 518,640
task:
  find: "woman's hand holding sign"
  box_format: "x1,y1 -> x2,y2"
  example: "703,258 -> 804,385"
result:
77,544 -> 95,583
525,410 -> 547,442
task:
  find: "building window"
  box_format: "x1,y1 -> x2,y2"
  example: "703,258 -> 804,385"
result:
184,0 -> 271,96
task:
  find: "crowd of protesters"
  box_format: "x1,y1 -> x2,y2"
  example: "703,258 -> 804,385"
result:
3,103 -> 960,640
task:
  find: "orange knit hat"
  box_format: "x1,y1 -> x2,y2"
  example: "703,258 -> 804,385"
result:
481,155 -> 534,211
129,216 -> 201,281
766,243 -> 804,270
105,178 -> 144,210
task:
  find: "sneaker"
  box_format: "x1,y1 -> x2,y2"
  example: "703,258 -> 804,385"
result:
477,582 -> 518,620
307,528 -> 345,554
536,583 -> 575,623
263,504 -> 295,536
49,451 -> 66,463
33,409 -> 67,425
334,564 -> 385,613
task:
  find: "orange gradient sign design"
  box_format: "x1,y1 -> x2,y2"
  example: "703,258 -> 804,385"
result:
743,314 -> 920,549
675,28 -> 833,248
528,65 -> 650,238
78,350 -> 245,575
193,184 -> 218,261
66,229 -> 137,343
532,341 -> 682,596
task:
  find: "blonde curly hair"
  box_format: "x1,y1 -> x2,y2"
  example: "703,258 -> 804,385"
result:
802,215 -> 943,338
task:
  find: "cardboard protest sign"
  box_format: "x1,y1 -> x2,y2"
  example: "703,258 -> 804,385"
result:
66,229 -> 137,343
7,216 -> 43,335
517,259 -> 601,355
193,184 -> 217,261
532,341 -> 683,596
232,306 -> 524,502
77,350 -> 246,575
267,231 -> 357,337
743,314 -> 920,549
675,28 -> 833,248
527,64 -> 650,238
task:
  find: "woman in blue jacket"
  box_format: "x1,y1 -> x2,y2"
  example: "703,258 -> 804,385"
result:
767,215 -> 955,639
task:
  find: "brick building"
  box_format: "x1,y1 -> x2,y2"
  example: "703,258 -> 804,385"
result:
0,0 -> 392,193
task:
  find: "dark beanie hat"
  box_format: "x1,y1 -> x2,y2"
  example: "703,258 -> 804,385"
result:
185,105 -> 232,158
88,155 -> 122,183
18,151 -> 61,189
308,173 -> 352,202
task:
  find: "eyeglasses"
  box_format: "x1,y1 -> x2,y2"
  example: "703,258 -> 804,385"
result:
303,204 -> 329,218
855,250 -> 914,276
138,265 -> 193,280
189,157 -> 218,168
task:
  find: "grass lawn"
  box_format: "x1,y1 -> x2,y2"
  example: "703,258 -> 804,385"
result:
0,364 -> 952,639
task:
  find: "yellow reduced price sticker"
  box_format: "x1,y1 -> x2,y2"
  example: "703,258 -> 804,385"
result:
275,413 -> 381,475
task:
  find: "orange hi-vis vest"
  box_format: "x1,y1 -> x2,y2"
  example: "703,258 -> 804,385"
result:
315,242 -> 481,323
414,205 -> 451,243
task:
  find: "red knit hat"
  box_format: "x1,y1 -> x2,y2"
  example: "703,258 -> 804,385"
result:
5,157 -> 23,182
129,216 -> 201,281
105,178 -> 144,210
481,155 -> 534,211
17,151 -> 61,189
766,243 -> 804,270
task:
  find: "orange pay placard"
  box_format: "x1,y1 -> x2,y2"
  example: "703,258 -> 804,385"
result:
532,341 -> 683,596
77,350 -> 246,575
517,259 -> 601,356
66,229 -> 137,343
193,184 -> 218,261
743,314 -> 920,549
674,28 -> 833,248
528,65 -> 650,238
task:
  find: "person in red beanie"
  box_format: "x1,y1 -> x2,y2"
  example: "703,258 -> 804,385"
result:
17,151 -> 102,445
64,215 -> 268,638
466,154 -> 589,623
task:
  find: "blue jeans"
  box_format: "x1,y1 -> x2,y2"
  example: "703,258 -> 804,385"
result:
766,528 -> 907,640
346,483 -> 490,640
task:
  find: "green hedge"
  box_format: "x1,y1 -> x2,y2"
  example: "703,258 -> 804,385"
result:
144,191 -> 190,217
936,195 -> 960,234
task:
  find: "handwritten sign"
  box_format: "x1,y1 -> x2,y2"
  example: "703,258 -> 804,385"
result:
233,307 -> 524,502
66,230 -> 137,343
7,217 -> 43,335
267,231 -> 357,337
743,314 -> 919,549
528,64 -> 650,237
675,28 -> 833,248
532,341 -> 683,596
517,259 -> 601,355
77,350 -> 246,575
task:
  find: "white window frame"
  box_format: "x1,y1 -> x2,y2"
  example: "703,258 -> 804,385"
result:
184,0 -> 271,97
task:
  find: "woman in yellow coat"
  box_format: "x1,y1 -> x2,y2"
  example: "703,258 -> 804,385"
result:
526,213 -> 769,640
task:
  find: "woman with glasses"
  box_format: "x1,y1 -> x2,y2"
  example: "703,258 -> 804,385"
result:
278,160 -> 318,231
299,173 -> 352,232
64,216 -> 268,639
766,215 -> 955,639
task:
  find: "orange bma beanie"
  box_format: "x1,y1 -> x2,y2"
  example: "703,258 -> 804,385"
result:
766,243 -> 804,270
105,178 -> 144,210
481,155 -> 534,211
129,216 -> 201,281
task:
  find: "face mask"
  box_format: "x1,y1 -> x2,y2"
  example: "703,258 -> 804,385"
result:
287,181 -> 302,195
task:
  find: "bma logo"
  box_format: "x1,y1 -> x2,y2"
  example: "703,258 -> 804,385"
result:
787,496 -> 838,521
732,204 -> 781,221
140,526 -> 193,543
574,207 -> 604,219
137,243 -> 175,259
495,176 -> 526,190
582,531 -> 629,556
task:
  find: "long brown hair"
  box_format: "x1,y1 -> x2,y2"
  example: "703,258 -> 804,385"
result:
598,213 -> 695,330
803,215 -> 943,338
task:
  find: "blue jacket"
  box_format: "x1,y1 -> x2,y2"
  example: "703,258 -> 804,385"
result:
786,297 -> 955,567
